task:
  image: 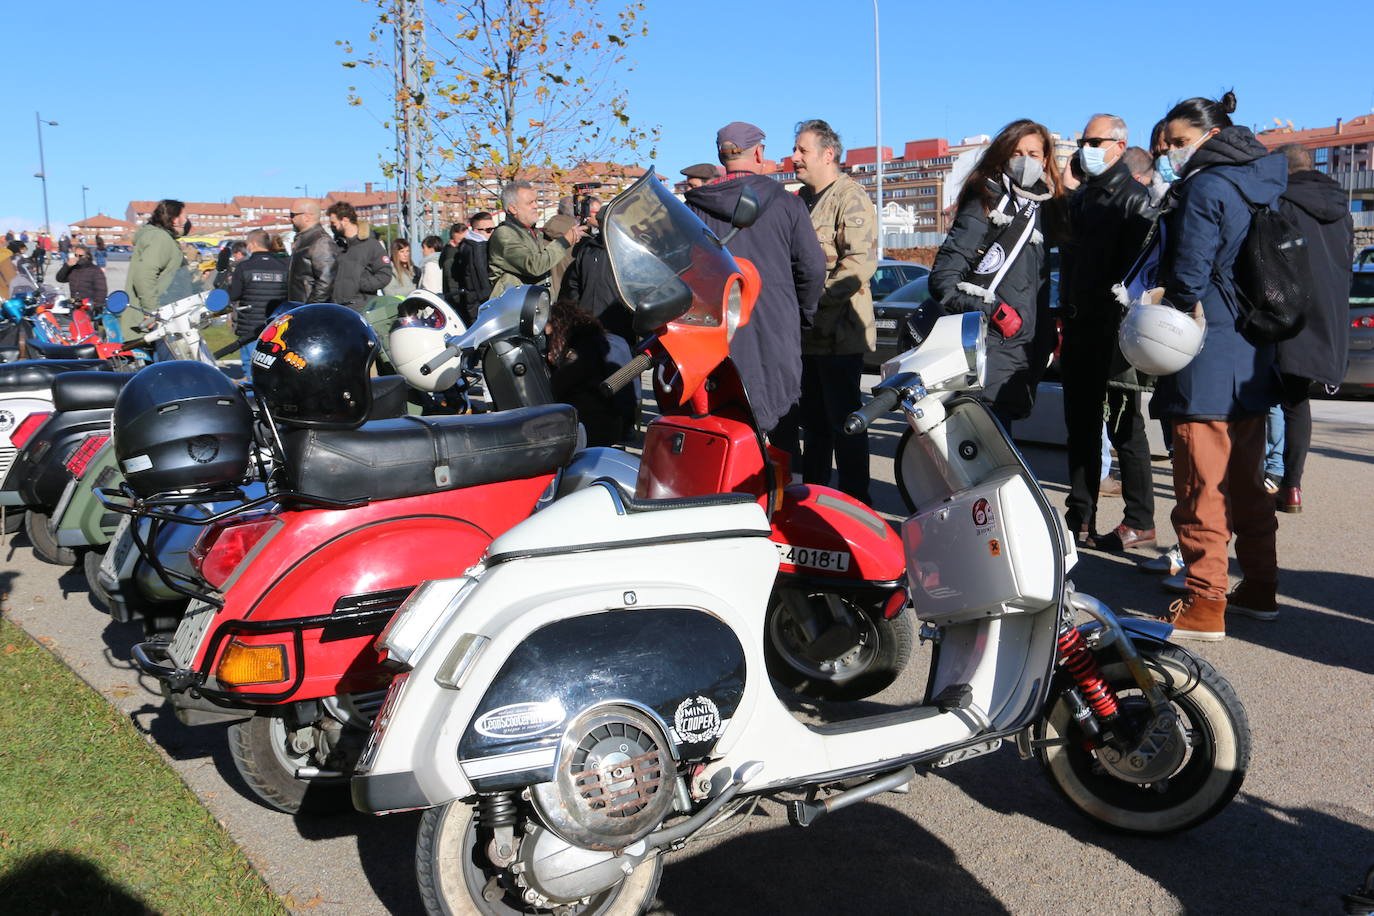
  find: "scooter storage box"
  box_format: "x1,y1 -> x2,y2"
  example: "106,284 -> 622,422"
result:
637,416 -> 766,498
902,469 -> 1056,624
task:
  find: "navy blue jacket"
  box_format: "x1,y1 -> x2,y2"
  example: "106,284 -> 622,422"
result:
686,174 -> 825,433
1152,127 -> 1285,421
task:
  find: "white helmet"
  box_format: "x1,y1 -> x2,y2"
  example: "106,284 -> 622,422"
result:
389,290 -> 467,391
1118,302 -> 1206,376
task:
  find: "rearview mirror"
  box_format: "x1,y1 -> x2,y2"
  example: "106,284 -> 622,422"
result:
717,187 -> 760,248
105,290 -> 129,315
205,289 -> 230,313
633,276 -> 693,337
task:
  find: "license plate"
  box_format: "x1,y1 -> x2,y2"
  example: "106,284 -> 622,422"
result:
100,514 -> 136,581
874,318 -> 897,330
776,542 -> 851,572
168,601 -> 217,669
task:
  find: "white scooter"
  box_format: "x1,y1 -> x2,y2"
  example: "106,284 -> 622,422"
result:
351,174 -> 1250,915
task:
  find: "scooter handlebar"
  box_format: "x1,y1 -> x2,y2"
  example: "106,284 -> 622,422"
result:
420,344 -> 462,376
843,386 -> 902,435
600,352 -> 653,398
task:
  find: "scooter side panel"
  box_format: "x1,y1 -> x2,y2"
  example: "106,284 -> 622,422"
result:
59,443 -> 123,548
770,484 -> 905,582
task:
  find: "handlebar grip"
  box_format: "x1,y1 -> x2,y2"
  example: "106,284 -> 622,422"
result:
212,339 -> 246,359
123,336 -> 149,351
600,352 -> 653,397
843,386 -> 902,435
419,344 -> 462,376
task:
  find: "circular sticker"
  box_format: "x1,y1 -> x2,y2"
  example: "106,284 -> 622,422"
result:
972,498 -> 993,527
673,695 -> 722,744
0,409 -> 13,434
187,435 -> 220,465
974,242 -> 1005,276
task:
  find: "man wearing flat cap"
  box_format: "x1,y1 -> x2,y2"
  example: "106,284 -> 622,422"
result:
681,164 -> 719,188
685,121 -> 825,440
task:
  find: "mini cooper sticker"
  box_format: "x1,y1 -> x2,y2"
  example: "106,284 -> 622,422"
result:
672,695 -> 723,744
474,699 -> 567,739
0,409 -> 13,434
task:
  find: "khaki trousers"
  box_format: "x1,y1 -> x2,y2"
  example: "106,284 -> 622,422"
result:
1171,417 -> 1278,600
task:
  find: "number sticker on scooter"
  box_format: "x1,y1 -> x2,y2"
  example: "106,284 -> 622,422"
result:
775,542 -> 851,572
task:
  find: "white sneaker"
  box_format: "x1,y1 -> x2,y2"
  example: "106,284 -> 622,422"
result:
1140,546 -> 1184,576
1163,567 -> 1189,594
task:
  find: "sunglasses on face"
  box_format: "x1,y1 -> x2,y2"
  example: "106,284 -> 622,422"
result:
1077,137 -> 1117,149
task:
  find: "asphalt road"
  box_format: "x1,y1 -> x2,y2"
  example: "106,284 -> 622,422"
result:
4,276 -> 1373,913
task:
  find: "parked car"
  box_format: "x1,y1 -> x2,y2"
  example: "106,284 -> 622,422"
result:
872,259 -> 929,302
103,244 -> 132,261
1344,265 -> 1374,394
1353,245 -> 1374,268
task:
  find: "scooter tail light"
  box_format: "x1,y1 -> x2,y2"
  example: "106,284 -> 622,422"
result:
190,515 -> 278,590
10,412 -> 51,449
215,639 -> 288,687
65,434 -> 110,479
882,587 -> 910,620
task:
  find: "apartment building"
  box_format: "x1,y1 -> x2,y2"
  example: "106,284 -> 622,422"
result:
1258,114 -> 1374,209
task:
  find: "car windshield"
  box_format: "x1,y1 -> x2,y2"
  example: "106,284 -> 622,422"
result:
1351,270 -> 1374,303
886,276 -> 932,304
602,172 -> 740,329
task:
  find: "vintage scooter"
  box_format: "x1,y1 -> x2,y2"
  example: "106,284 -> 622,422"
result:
352,173 -> 1250,915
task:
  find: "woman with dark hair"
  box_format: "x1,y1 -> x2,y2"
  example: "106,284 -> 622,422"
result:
929,119 -> 1064,429
545,296 -> 633,447
1147,90 -> 1284,640
383,238 -> 419,297
129,198 -> 188,312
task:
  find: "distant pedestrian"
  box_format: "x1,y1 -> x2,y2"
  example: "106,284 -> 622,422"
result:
326,201 -> 391,310
286,198 -> 338,304
439,222 -> 466,307
791,118 -> 878,502
1270,142 -> 1355,514
681,164 -> 719,189
215,241 -> 248,290
58,234 -> 70,256
545,297 -> 634,447
451,213 -> 494,324
488,179 -> 582,297
1,241 -> 25,297
930,119 -> 1064,431
382,238 -> 418,298
128,199 -> 188,313
229,229 -> 289,375
418,235 -> 445,294
685,120 -> 826,437
30,241 -> 47,281
94,233 -> 107,267
55,244 -> 107,307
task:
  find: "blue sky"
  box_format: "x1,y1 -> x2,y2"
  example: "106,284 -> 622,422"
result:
5,0 -> 1370,232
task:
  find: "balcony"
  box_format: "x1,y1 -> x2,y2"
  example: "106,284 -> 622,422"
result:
1335,171 -> 1374,192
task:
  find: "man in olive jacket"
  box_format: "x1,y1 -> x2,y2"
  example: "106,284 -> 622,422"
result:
793,119 -> 878,502
488,180 -> 582,297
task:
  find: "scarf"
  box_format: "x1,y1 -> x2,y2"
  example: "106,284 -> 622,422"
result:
955,175 -> 1047,305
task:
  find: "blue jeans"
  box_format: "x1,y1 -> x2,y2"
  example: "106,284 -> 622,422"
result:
240,344 -> 255,380
1100,421 -> 1112,480
1264,404 -> 1284,479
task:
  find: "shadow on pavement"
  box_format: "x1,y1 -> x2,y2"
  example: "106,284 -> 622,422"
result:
291,809 -> 426,914
0,850 -> 151,914
933,749 -> 1374,914
651,800 -> 1008,915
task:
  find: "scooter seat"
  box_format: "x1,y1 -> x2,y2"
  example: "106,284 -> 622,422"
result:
52,371 -> 134,412
0,359 -> 110,392
281,403 -> 579,503
0,347 -> 21,363
29,341 -> 99,360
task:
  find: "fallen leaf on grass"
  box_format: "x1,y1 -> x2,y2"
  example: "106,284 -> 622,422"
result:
3,644 -> 16,654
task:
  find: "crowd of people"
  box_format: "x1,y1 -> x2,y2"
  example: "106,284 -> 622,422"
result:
8,91 -> 1354,642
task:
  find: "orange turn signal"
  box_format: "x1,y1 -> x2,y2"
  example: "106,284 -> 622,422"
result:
215,639 -> 288,687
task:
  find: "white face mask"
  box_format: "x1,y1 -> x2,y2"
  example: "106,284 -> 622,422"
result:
1079,144 -> 1109,177
1005,155 -> 1044,189
1167,131 -> 1212,174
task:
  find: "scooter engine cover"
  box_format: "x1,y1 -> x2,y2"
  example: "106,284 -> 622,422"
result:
530,706 -> 674,851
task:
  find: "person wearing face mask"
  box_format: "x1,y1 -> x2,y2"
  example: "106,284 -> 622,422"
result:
930,119 -> 1065,430
1147,91 -> 1285,641
1058,114 -> 1156,551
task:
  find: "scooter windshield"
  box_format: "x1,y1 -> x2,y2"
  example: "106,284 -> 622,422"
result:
603,172 -> 740,331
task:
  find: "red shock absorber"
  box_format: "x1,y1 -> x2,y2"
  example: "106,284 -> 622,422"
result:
1057,626 -> 1119,719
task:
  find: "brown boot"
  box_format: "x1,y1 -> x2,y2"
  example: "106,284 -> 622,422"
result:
1226,579 -> 1279,620
1160,594 -> 1226,641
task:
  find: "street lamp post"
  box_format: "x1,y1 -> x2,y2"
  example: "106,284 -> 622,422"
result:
35,112 -> 58,235
295,183 -> 310,200
872,0 -> 884,259
81,185 -> 89,223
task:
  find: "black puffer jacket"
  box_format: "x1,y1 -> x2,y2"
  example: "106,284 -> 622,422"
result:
686,174 -> 825,433
332,234 -> 391,311
1061,157 -> 1154,325
229,251 -> 289,337
287,224 -> 338,304
1277,169 -> 1355,386
563,232 -> 633,343
55,256 -> 107,306
930,177 -> 1059,420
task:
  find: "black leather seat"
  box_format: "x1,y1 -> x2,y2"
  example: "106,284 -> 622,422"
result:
0,347 -> 21,363
28,341 -> 100,360
368,375 -> 410,420
52,371 -> 134,412
0,359 -> 111,392
281,403 -> 580,503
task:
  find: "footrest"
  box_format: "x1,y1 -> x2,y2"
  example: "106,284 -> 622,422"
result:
932,683 -> 972,713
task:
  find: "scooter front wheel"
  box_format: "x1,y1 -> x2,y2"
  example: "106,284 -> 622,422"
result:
228,714 -> 353,815
416,800 -> 662,916
764,589 -> 913,701
1038,642 -> 1250,834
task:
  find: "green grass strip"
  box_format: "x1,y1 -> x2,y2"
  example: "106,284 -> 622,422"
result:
0,619 -> 287,915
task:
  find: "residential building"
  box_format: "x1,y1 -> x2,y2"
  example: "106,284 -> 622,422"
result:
1257,114 -> 1374,209
66,213 -> 134,244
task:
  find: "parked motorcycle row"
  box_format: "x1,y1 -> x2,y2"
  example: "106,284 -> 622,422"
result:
4,174 -> 1253,915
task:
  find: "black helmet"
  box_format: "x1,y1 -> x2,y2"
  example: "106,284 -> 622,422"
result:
251,303 -> 378,429
113,361 -> 254,497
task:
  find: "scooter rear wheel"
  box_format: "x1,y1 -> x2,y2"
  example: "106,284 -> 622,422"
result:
228,714 -> 353,815
416,800 -> 662,916
25,510 -> 78,566
764,590 -> 913,702
1038,642 -> 1249,834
